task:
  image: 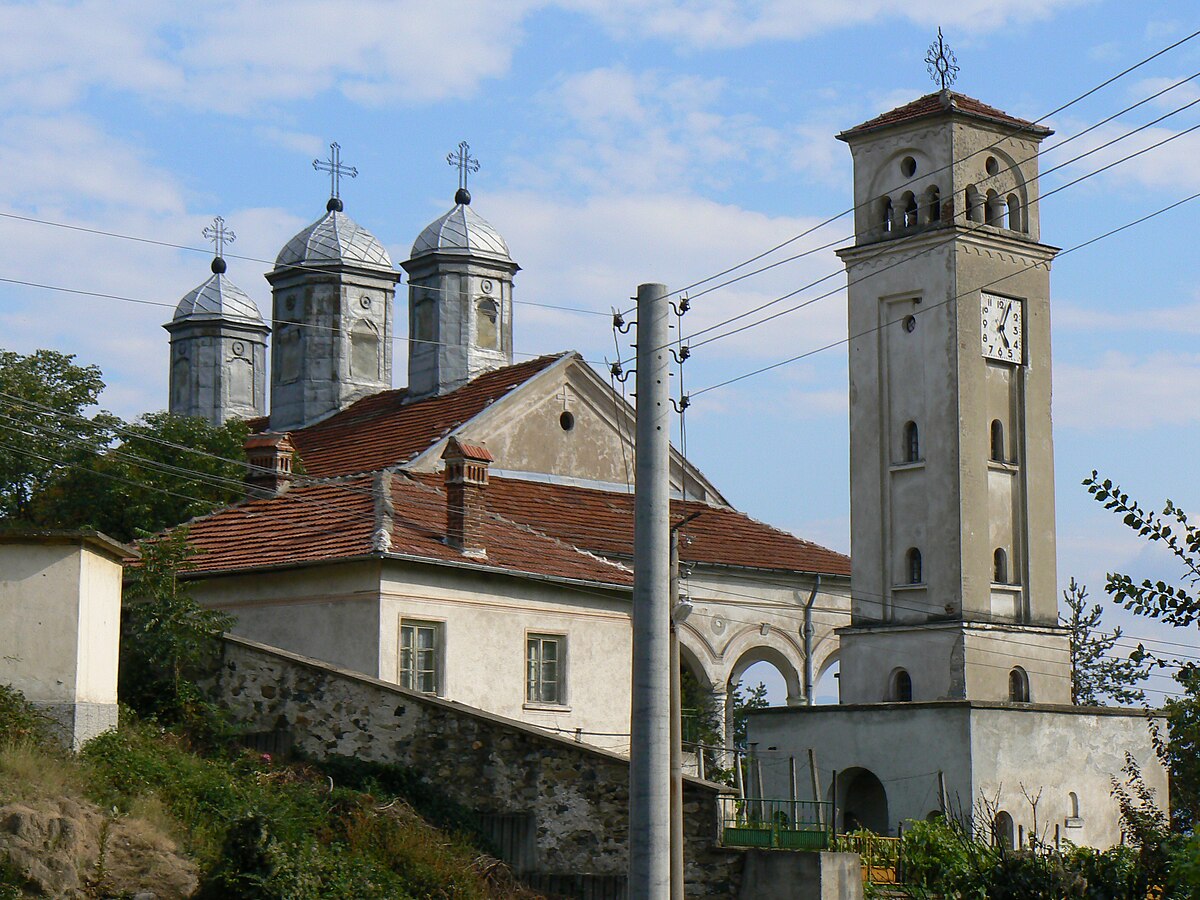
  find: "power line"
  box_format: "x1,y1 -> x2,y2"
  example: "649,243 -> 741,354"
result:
691,184 -> 1200,396
625,26 -> 1200,312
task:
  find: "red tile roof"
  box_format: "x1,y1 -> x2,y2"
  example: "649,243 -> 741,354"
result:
418,475 -> 851,577
288,354 -> 565,478
174,471 -> 632,587
839,91 -> 1051,140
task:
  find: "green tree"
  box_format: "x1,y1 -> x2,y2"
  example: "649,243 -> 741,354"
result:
120,527 -> 233,725
28,411 -> 251,542
1084,471 -> 1200,832
0,348 -> 118,521
1062,577 -> 1150,705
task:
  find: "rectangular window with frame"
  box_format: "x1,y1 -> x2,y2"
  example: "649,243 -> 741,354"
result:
526,634 -> 566,706
400,620 -> 441,695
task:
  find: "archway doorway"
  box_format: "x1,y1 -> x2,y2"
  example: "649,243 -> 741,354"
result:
836,768 -> 890,835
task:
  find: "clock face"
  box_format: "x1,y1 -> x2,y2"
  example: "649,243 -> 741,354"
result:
980,292 -> 1023,364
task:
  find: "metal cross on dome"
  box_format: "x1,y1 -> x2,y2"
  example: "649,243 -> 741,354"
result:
202,215 -> 235,258
925,27 -> 960,90
447,141 -> 480,192
313,141 -> 358,201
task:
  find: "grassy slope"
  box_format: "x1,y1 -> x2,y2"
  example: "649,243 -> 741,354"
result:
0,695 -> 540,899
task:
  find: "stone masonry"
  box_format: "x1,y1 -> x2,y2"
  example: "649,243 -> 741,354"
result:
215,634 -> 744,896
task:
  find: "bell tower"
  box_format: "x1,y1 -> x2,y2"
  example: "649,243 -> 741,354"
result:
835,88 -> 1071,705
402,143 -> 519,399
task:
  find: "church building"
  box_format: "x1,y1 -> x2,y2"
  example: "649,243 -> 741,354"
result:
162,147 -> 853,755
748,88 -> 1165,849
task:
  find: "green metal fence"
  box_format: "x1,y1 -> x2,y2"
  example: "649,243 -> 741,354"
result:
717,797 -> 834,851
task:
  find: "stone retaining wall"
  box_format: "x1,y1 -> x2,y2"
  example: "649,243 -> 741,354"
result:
215,634 -> 743,896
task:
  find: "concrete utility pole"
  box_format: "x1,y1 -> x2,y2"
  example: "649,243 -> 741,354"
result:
629,282 -> 672,897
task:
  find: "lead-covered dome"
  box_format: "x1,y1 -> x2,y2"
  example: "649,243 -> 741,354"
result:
411,195 -> 511,261
173,260 -> 264,325
276,204 -> 393,271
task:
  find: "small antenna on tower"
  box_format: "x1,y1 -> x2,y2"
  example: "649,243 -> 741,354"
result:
925,28 -> 960,91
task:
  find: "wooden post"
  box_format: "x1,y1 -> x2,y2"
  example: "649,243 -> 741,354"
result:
831,769 -> 839,836
734,750 -> 744,800
788,755 -> 798,827
697,745 -> 706,781
808,749 -> 823,828
937,770 -> 947,814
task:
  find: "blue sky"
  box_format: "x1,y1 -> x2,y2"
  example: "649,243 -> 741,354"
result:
2,1 -> 1198,699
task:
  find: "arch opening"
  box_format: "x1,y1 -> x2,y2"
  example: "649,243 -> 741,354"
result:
903,420 -> 920,463
993,548 -> 1009,584
925,185 -> 941,223
992,811 -> 1015,849
902,191 -> 919,229
990,419 -> 1005,462
1007,194 -> 1022,232
906,547 -> 923,585
890,668 -> 913,702
1009,666 -> 1030,703
835,768 -> 890,835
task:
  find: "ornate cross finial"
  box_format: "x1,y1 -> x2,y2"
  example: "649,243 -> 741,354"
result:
203,215 -> 235,258
925,28 -> 960,90
313,141 -> 357,204
447,141 -> 480,200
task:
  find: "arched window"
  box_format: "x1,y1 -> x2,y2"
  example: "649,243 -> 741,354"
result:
906,548 -> 923,585
965,185 -> 983,223
1007,194 -> 1022,232
880,197 -> 894,234
902,191 -> 919,229
351,320 -> 380,380
476,299 -> 500,350
993,811 -> 1015,850
1068,791 -> 1080,819
925,186 -> 941,223
985,189 -> 1004,227
990,419 -> 1005,462
1009,667 -> 1030,703
993,548 -> 1008,584
412,295 -> 436,347
903,421 -> 920,463
892,669 -> 913,702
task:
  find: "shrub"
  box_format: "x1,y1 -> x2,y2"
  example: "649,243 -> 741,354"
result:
0,684 -> 56,750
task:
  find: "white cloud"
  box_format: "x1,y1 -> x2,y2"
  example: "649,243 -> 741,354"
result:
1045,116 -> 1200,195
1056,299 -> 1200,335
561,0 -> 1090,49
489,188 -> 848,370
0,0 -> 539,117
1055,350 -> 1200,430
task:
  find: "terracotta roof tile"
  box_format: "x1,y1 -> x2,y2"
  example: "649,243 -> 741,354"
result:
417,475 -> 851,577
289,354 -> 564,478
839,91 -> 1051,140
173,471 -> 632,587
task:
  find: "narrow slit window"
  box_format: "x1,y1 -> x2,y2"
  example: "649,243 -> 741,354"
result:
1009,667 -> 1030,703
904,421 -> 920,463
990,419 -> 1005,462
994,548 -> 1008,584
907,548 -> 923,585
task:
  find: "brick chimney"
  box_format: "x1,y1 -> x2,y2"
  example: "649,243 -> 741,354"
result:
441,437 -> 493,555
244,432 -> 296,498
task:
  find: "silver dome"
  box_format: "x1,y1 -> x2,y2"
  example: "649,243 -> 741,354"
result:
411,203 -> 511,260
276,209 -> 394,271
173,272 -> 264,325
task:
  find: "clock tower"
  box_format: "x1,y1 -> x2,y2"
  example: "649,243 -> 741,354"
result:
835,90 -> 1071,705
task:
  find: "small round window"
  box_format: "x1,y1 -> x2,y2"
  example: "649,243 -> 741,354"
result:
986,156 -> 1000,176
901,156 -> 917,177
560,411 -> 576,432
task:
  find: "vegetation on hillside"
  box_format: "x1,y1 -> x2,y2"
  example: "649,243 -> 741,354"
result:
0,687 -> 538,899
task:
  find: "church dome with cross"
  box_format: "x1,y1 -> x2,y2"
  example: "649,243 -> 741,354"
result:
173,259 -> 264,325
276,203 -> 394,271
411,141 -> 511,262
411,199 -> 511,261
